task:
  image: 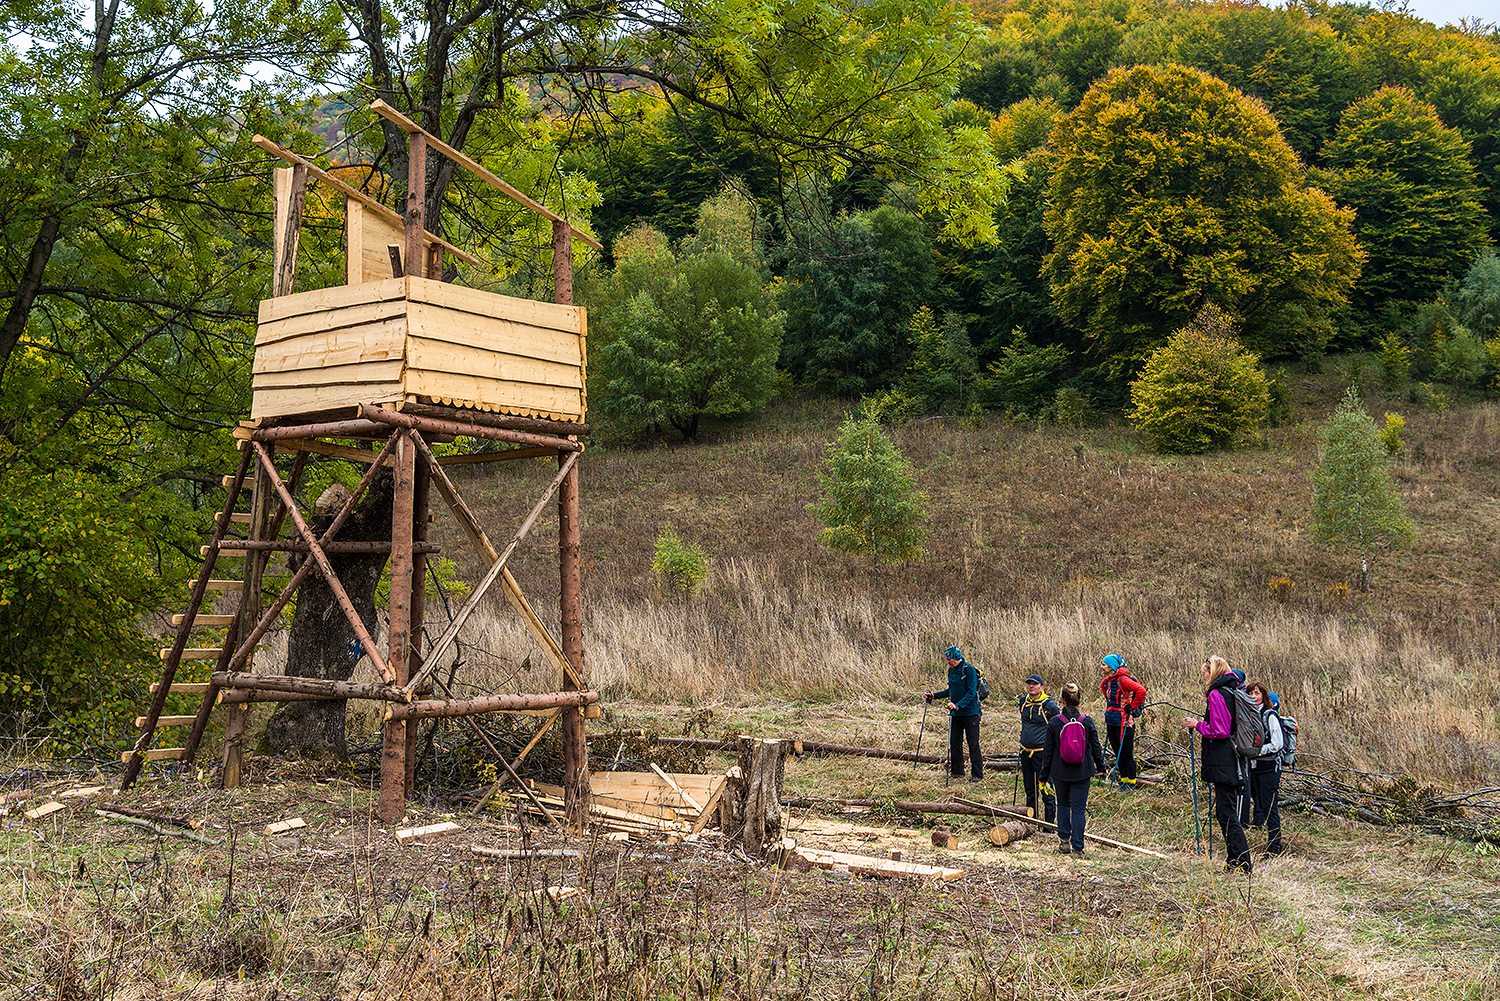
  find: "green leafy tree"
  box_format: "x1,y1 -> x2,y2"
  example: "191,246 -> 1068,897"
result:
1310,387 -> 1416,592
1454,249 -> 1500,341
810,418 -> 927,569
588,193 -> 784,442
1043,62 -> 1363,376
1127,305 -> 1271,454
975,329 -> 1071,419
652,525 -> 709,598
779,206 -> 937,395
1321,87 -> 1489,317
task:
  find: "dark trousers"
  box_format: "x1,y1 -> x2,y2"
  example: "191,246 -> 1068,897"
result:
1214,781 -> 1251,872
1020,749 -> 1055,821
949,714 -> 982,778
1053,778 -> 1091,851
1246,766 -> 1282,853
1106,714 -> 1137,785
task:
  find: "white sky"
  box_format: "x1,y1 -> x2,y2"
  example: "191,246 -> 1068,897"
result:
1368,0 -> 1495,28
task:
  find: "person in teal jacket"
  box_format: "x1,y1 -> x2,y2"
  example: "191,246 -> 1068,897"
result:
926,646 -> 983,782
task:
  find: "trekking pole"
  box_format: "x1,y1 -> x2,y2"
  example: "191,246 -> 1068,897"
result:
914,700 -> 929,770
1012,764 -> 1020,806
945,712 -> 952,788
1188,730 -> 1201,854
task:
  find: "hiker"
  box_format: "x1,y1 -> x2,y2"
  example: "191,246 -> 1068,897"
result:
1018,674 -> 1059,822
1242,682 -> 1285,857
925,646 -> 983,782
1039,682 -> 1106,854
1183,656 -> 1252,874
1099,654 -> 1146,790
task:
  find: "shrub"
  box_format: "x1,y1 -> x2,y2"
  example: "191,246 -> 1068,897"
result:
974,328 -> 1069,418
1380,413 -> 1405,455
1378,330 -> 1410,387
652,525 -> 709,597
1432,324 -> 1485,386
1127,305 -> 1271,454
1054,386 -> 1091,427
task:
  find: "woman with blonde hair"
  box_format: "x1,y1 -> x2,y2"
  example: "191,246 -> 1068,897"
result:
1183,656 -> 1251,873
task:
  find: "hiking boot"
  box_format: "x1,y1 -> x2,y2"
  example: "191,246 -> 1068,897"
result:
1224,861 -> 1252,875
1057,844 -> 1071,854
968,775 -> 983,783
1071,847 -> 1086,856
1264,846 -> 1284,857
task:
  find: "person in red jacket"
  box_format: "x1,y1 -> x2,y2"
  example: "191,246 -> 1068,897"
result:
1099,654 -> 1146,790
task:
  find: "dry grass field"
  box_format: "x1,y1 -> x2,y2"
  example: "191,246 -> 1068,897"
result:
4,363 -> 1499,999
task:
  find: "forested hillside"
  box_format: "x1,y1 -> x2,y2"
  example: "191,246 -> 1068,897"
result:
2,0 -> 1499,754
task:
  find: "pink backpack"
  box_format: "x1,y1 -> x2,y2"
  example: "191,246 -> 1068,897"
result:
1059,715 -> 1088,764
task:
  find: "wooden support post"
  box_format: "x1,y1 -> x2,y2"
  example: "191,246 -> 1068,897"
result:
272,164 -> 308,298
224,458 -> 272,787
426,243 -> 443,280
380,429 -> 416,822
406,445 -> 430,798
553,219 -> 587,827
405,133 -> 425,290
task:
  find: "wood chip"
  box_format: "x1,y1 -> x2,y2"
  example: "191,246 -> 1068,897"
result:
24,802 -> 65,821
395,820 -> 463,842
545,885 -> 583,900
266,817 -> 307,836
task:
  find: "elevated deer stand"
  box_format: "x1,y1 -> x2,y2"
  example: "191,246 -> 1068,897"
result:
121,102 -> 603,824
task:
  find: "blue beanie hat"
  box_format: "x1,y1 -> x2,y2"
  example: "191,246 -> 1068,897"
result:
1268,691 -> 1280,709
945,646 -> 964,661
1101,654 -> 1125,670
1230,668 -> 1245,684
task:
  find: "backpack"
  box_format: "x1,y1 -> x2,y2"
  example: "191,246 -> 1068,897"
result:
1278,714 -> 1297,768
1229,687 -> 1268,757
1058,715 -> 1088,764
973,665 -> 990,702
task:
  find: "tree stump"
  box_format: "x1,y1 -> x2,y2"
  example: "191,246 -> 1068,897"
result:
987,821 -> 1038,846
731,737 -> 787,856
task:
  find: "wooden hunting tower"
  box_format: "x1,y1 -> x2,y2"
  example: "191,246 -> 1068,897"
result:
121,101 -> 600,824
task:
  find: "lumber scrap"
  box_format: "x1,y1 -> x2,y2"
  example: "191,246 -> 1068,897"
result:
472,846 -> 584,860
24,802 -> 64,821
650,763 -> 703,812
396,821 -> 463,843
987,821 -> 1039,846
794,846 -> 964,881
266,818 -> 307,836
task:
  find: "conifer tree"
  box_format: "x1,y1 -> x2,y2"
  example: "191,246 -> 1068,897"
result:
809,418 -> 927,570
1310,387 -> 1415,592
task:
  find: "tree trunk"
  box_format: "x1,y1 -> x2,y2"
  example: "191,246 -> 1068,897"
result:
264,473 -> 394,759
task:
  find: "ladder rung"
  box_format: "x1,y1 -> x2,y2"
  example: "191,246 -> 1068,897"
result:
137,715 -> 197,728
171,613 -> 237,627
204,579 -> 243,591
121,747 -> 186,762
151,682 -> 212,695
162,648 -> 222,660
229,512 -> 252,524
222,474 -> 235,487
202,546 -> 244,558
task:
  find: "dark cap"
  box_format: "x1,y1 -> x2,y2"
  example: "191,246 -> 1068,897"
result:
1024,674 -> 1044,685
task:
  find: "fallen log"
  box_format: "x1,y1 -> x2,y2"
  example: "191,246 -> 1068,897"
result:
931,828 -> 958,850
987,821 -> 1038,846
651,735 -> 1020,768
92,804 -> 198,830
953,798 -> 1171,859
782,797 -> 1007,817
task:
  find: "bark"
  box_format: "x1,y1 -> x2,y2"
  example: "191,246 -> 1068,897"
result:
264,473 -> 395,759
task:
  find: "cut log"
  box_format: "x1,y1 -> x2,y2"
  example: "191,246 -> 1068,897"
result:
931,828 -> 959,850
987,821 -> 1038,846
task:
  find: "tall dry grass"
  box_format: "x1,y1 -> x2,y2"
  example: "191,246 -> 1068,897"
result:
401,385 -> 1500,787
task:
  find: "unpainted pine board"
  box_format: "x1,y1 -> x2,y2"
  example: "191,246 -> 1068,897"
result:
395,820 -> 463,842
405,337 -> 582,392
345,200 -> 365,286
255,298 -> 408,349
407,302 -> 581,367
266,817 -> 306,835
250,385 -> 405,420
591,773 -> 723,795
171,614 -> 236,627
256,314 -> 409,366
257,277 -> 408,325
795,846 -> 964,881
353,204 -> 407,284
120,747 -> 186,762
401,369 -> 582,421
406,277 -> 582,333
24,801 -> 65,820
252,359 -> 405,390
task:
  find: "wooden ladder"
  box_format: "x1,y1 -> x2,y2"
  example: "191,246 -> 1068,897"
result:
121,448 -> 266,789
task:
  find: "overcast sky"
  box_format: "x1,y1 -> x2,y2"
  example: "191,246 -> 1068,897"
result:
1366,0 -> 1494,28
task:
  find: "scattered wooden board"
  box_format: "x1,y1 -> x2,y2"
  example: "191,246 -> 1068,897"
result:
396,820 -> 463,843
794,846 -> 964,882
266,818 -> 307,836
24,802 -> 65,821
60,786 -> 105,798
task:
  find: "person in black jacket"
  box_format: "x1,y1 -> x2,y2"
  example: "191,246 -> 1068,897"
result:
1018,674 -> 1059,823
1039,682 -> 1106,854
926,646 -> 983,782
1184,656 -> 1252,874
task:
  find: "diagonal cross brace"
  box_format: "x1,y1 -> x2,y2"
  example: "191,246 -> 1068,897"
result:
251,440 -> 397,684
402,446 -> 579,696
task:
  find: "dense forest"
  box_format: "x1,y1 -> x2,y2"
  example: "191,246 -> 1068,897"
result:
2,0 -> 1499,750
